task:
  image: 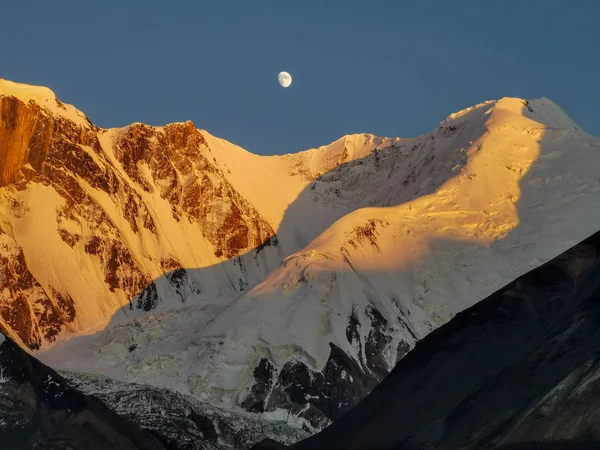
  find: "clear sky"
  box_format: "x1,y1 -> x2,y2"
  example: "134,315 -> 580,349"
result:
1,1 -> 598,155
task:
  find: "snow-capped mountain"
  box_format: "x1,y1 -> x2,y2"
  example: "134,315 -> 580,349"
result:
1,79 -> 599,433
0,331 -> 168,449
290,228 -> 600,450
0,78 -> 398,351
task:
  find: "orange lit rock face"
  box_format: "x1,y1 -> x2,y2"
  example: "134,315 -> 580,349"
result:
0,97 -> 50,187
112,120 -> 275,258
0,95 -> 275,348
0,234 -> 76,349
0,96 -> 100,188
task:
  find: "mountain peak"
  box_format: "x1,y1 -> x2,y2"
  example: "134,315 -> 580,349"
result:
441,97 -> 586,136
0,78 -> 90,127
0,78 -> 57,103
444,99 -> 496,122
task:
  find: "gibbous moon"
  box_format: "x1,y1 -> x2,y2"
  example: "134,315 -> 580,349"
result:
278,71 -> 292,88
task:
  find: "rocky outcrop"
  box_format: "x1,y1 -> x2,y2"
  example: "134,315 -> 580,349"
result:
112,121 -> 275,258
0,232 -> 76,349
292,229 -> 600,450
240,306 -> 401,430
250,439 -> 288,450
0,332 -> 167,449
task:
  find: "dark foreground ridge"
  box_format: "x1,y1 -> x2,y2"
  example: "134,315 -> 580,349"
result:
0,332 -> 168,450
275,228 -> 600,449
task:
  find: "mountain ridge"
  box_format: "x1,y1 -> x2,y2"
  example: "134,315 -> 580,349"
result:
1,78 -> 600,435
0,78 -> 483,348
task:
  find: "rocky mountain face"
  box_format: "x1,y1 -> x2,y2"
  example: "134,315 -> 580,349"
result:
0,81 -> 279,350
0,331 -> 169,449
2,79 -> 600,437
291,229 -> 600,450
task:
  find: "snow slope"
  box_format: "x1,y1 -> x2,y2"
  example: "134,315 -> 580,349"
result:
292,228 -> 600,450
34,93 -> 600,428
205,131 -> 400,254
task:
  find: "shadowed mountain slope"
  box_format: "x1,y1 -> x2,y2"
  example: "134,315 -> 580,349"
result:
291,228 -> 600,449
0,331 -> 169,449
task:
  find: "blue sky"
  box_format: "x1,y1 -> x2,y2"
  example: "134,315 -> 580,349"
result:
1,1 -> 598,155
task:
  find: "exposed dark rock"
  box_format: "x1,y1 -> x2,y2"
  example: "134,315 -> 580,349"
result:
241,357 -> 277,413
0,94 -> 277,348
188,410 -> 218,442
345,308 -> 360,346
160,257 -> 181,272
57,228 -> 80,247
0,240 -> 77,349
396,340 -> 411,361
165,268 -> 202,303
323,344 -> 379,421
0,97 -> 53,187
254,343 -> 379,429
62,372 -> 308,450
350,219 -> 386,252
364,306 -> 392,378
136,282 -> 159,311
256,235 -> 279,255
112,120 -> 277,260
167,267 -> 187,288
268,358 -> 326,425
250,438 -> 288,450
524,100 -> 535,113
239,305 -> 397,429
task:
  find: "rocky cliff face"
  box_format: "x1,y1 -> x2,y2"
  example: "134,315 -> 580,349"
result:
0,94 -> 97,349
0,331 -> 168,449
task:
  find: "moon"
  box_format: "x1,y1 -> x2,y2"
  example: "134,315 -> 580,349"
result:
278,71 -> 292,88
